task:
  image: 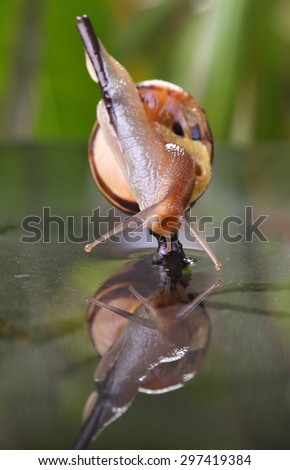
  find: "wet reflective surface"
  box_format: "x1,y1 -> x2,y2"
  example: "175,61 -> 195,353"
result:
74,255 -> 217,449
1,143 -> 290,449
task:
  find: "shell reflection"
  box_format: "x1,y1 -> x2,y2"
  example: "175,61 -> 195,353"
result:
74,256 -> 219,449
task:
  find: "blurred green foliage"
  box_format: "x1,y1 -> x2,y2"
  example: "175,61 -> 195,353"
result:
0,0 -> 289,142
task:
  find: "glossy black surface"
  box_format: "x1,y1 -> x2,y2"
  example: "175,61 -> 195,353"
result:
0,143 -> 290,449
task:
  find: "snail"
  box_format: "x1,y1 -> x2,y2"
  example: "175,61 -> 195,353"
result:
73,255 -> 219,449
76,15 -> 221,270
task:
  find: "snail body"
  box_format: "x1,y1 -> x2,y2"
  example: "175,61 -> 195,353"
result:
76,16 -> 221,270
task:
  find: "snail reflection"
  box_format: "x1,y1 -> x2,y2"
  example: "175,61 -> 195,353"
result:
74,255 -> 220,449
76,16 -> 222,270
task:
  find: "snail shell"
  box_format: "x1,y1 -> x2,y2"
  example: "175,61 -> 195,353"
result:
89,80 -> 214,215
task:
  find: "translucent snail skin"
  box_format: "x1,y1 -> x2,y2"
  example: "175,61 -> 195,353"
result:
76,15 -> 221,270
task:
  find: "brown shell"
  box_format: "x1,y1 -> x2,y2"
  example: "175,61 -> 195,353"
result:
89,80 -> 214,215
137,81 -> 213,162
